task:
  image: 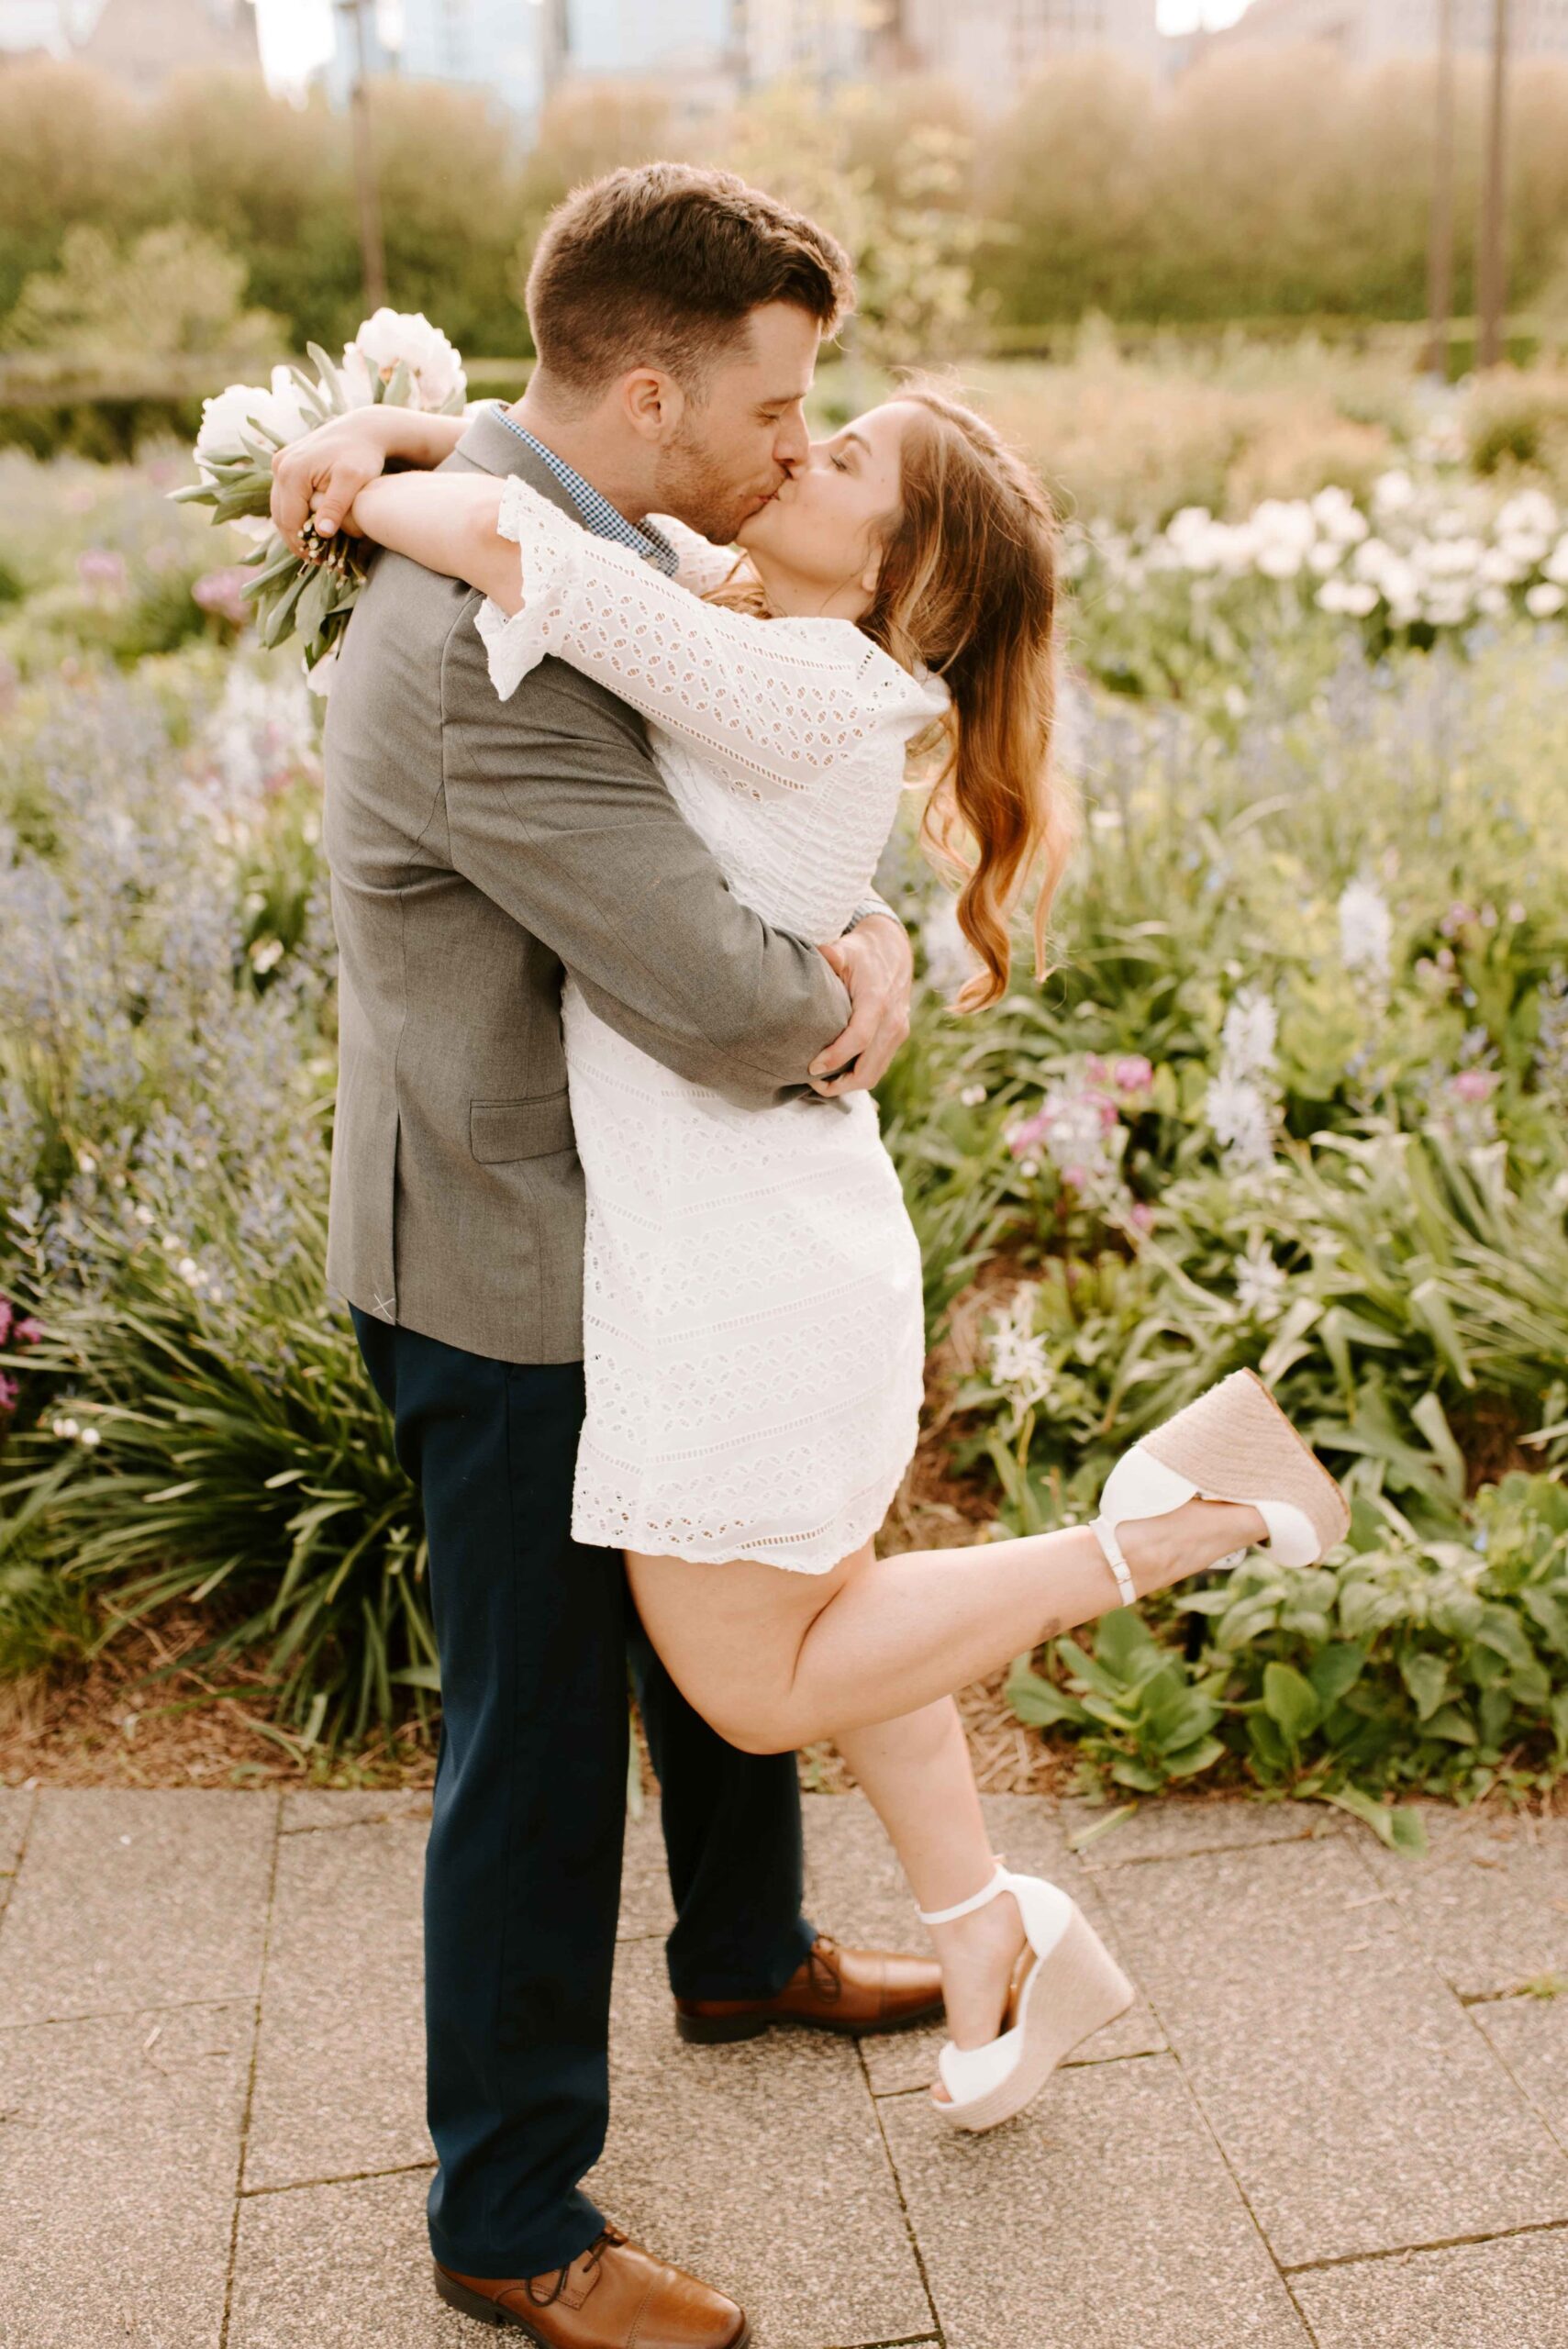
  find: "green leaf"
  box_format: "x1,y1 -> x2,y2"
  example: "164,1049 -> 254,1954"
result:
1262,1661 -> 1322,1744
1308,1642 -> 1367,1709
1399,1650 -> 1451,1722
1006,1661 -> 1090,1728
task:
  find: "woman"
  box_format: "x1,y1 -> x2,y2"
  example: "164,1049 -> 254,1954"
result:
306,386 -> 1349,2130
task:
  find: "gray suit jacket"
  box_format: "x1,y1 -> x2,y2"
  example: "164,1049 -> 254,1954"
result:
321,406 -> 856,1364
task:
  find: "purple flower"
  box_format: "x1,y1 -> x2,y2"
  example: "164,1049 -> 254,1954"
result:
193,568 -> 252,628
1111,1054 -> 1154,1097
77,548 -> 128,596
0,1371 -> 17,1414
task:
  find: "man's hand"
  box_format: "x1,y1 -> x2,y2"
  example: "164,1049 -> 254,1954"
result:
808,915 -> 914,1096
270,413 -> 396,556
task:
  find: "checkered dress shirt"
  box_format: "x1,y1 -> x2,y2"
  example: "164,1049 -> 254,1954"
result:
488,406 -> 681,575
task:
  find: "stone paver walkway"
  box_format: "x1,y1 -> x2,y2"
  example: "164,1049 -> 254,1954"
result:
6,1784 -> 1568,2347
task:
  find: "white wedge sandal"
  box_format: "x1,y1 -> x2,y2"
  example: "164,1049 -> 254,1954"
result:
1085,1365 -> 1351,1609
917,1859 -> 1135,2132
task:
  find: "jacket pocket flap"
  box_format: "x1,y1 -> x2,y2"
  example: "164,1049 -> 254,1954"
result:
470,1092 -> 573,1163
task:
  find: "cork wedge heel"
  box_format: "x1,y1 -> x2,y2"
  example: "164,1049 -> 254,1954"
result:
1086,1365 -> 1351,1607
917,1861 -> 1135,2133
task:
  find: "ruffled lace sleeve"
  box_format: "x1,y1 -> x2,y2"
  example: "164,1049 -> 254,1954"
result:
472,473 -> 950,796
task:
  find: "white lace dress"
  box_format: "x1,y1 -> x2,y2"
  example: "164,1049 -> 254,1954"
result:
474,474 -> 951,1572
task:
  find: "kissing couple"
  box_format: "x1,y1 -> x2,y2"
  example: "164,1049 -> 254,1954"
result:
270,161 -> 1350,2347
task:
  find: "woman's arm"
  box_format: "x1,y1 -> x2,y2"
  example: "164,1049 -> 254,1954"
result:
345,471 -> 519,606
270,405 -> 467,553
352,471 -> 950,797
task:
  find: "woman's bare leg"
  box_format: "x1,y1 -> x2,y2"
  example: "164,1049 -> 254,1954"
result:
830,1698 -> 1029,2104
625,1495 -> 1262,1758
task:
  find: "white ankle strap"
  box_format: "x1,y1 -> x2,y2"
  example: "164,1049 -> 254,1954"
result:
1087,1514 -> 1139,1608
917,1857 -> 1008,1925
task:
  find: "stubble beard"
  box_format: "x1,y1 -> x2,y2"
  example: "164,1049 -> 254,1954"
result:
651,422 -> 774,547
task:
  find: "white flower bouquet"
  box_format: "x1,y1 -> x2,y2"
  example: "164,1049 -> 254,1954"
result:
171,308 -> 467,687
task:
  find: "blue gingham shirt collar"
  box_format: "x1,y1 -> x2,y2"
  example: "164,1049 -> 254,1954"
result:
490,405 -> 680,575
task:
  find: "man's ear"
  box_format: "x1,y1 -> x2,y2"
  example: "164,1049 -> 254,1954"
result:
623,367 -> 684,444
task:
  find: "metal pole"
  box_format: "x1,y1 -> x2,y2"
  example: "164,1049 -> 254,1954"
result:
1476,0 -> 1510,369
339,0 -> 387,313
1423,0 -> 1455,379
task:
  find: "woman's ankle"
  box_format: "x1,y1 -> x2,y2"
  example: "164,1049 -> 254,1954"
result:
1117,1497 -> 1267,1596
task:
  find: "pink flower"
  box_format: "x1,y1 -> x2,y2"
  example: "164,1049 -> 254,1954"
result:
1449,1068 -> 1498,1102
0,1372 -> 17,1413
193,568 -> 252,628
1006,1110 -> 1051,1157
1095,1095 -> 1119,1131
1129,1201 -> 1156,1232
1084,1053 -> 1110,1084
77,548 -> 128,595
15,1317 -> 42,1344
1061,1163 -> 1090,1189
1112,1054 -> 1154,1096
1440,901 -> 1477,939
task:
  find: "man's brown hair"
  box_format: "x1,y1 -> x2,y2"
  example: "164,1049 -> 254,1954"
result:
523,161 -> 854,406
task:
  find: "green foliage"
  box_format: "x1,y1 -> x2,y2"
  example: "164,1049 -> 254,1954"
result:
1009,1474 -> 1568,1827
3,223 -> 283,367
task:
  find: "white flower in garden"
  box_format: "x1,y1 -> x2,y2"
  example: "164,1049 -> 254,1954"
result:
1316,577 -> 1378,618
1205,1071 -> 1276,1170
1496,489 -> 1558,546
1339,876 -> 1392,983
348,308 -> 466,410
1251,500 -> 1317,580
1233,1236 -> 1288,1321
984,1285 -> 1054,1413
1545,536 -> 1568,586
1372,469 -> 1417,518
1220,987 -> 1277,1078
1311,486 -> 1368,545
921,892 -> 982,996
1526,582 -> 1566,619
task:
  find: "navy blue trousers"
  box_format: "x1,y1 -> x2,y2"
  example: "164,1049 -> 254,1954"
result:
350,1307 -> 817,2278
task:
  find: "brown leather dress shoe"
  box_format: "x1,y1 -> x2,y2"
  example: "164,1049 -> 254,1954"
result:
674,1932 -> 944,2043
433,2221 -> 749,2346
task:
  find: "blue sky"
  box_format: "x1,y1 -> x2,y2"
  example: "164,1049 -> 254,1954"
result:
253,0 -> 1245,92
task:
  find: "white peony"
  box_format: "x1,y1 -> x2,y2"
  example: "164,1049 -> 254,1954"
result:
348,307 -> 466,410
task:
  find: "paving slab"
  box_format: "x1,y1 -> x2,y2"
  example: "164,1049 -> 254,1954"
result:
1357,1804 -> 1568,1998
0,1787 -> 276,2024
881,2047 -> 1308,2349
229,2168 -> 469,2349
802,1791 -> 1162,2096
1474,1991 -> 1568,2153
1293,2228 -> 1568,2348
0,1998 -> 252,2348
1095,1832 -> 1568,2266
1062,1793 -> 1341,1869
583,1936 -> 931,2348
244,1814 -> 428,2191
281,1787 -> 432,1834
0,1782 -> 34,1920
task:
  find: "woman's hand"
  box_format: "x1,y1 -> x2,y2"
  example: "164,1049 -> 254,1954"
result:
270,407 -> 466,557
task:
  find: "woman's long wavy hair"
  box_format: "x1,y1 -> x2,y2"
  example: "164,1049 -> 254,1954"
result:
709,382 -> 1077,1011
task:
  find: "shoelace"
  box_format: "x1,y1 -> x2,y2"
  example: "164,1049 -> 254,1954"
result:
527,2222 -> 625,2308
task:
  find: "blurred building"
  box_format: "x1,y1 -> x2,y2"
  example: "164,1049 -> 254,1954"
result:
1212,0 -> 1568,60
395,0 -> 543,113
0,0 -> 261,86
873,0 -> 1163,89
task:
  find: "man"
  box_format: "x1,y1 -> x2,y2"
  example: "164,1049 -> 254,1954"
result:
272,163 -> 940,2349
